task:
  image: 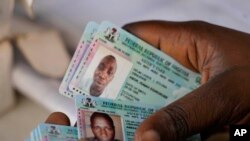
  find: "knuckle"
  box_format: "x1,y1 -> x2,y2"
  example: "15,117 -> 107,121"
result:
162,105 -> 190,140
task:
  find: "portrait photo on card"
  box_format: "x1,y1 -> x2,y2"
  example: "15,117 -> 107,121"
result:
80,110 -> 124,141
79,43 -> 133,99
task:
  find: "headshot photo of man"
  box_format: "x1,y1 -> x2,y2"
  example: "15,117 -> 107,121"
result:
89,55 -> 117,97
83,112 -> 121,141
77,44 -> 132,99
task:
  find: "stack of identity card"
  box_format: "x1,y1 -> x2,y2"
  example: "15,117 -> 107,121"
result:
26,21 -> 201,141
26,123 -> 78,141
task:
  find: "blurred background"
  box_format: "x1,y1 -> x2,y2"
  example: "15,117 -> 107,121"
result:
0,0 -> 249,141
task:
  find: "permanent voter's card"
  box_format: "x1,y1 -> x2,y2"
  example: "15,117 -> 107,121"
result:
30,127 -> 40,141
75,95 -> 159,141
36,123 -> 78,141
26,124 -> 78,141
75,95 -> 200,141
70,21 -> 201,106
30,129 -> 36,141
59,22 -> 99,98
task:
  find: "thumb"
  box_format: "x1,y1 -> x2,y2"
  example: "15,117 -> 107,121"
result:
45,112 -> 71,126
134,67 -> 250,141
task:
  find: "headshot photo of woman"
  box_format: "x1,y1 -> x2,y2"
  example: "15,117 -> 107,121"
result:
79,111 -> 124,141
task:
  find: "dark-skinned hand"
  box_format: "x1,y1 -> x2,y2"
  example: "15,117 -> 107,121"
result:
45,21 -> 250,141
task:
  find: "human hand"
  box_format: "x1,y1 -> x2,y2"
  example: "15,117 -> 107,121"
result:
45,21 -> 250,141
122,21 -> 250,141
